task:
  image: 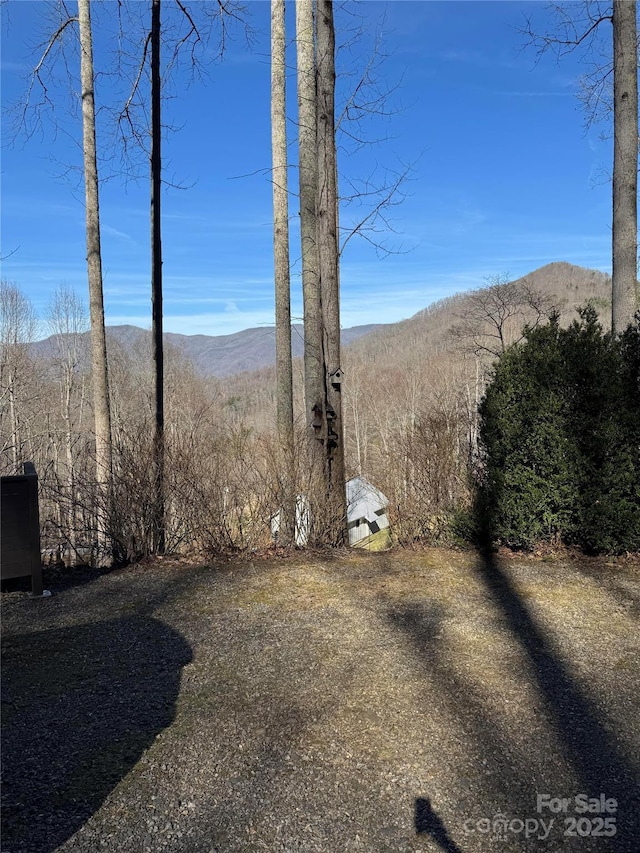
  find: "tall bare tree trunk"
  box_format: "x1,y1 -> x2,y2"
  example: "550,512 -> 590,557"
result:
64,376 -> 77,565
296,0 -> 323,464
8,371 -> 19,470
151,0 -> 165,554
78,0 -> 113,564
48,284 -> 86,564
316,0 -> 346,543
612,0 -> 638,333
271,0 -> 296,544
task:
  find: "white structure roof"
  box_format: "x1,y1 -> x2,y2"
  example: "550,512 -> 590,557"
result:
346,476 -> 389,524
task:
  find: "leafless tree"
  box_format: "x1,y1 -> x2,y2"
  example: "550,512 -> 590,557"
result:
112,0 -> 250,554
316,0 -> 347,543
522,1 -> 638,333
13,1 -> 116,561
296,0 -> 324,470
450,273 -> 562,359
0,281 -> 37,472
612,0 -> 638,331
78,0 -> 114,564
271,0 -> 296,544
150,0 -> 165,553
46,284 -> 90,564
293,0 -> 349,543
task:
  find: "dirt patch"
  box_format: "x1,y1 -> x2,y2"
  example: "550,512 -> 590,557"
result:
2,548 -> 639,852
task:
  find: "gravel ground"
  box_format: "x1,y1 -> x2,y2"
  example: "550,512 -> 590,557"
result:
2,547 -> 639,853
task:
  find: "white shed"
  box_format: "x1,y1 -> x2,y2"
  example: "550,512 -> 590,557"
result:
346,476 -> 390,548
271,477 -> 390,548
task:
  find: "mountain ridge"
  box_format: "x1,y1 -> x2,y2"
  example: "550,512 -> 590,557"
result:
31,262 -> 611,379
32,321 -> 389,379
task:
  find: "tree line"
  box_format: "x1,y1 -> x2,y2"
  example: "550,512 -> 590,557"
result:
1,0 -> 638,563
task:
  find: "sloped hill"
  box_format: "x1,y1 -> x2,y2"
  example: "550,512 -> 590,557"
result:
30,263 -> 611,382
345,262 -> 611,365
215,262 -> 613,433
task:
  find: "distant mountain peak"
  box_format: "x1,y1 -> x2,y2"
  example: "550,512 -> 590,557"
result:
31,262 -> 611,378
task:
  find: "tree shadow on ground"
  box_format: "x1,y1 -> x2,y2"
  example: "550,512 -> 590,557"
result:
387,542 -> 640,851
570,556 -> 640,618
1,615 -> 192,853
388,598 -> 543,851
475,543 -> 639,837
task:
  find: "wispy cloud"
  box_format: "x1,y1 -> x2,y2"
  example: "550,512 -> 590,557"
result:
102,224 -> 136,244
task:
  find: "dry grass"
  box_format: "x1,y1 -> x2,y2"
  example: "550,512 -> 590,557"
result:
2,547 -> 639,853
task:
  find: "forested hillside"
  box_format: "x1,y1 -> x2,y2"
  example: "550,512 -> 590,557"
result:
2,262 -> 618,560
3,0 -> 637,564
31,322 -> 386,379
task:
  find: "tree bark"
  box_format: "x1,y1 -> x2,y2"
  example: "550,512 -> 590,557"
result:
315,0 -> 346,543
295,0 -> 323,462
612,0 -> 638,333
151,0 -> 165,553
78,0 -> 113,564
271,0 -> 296,545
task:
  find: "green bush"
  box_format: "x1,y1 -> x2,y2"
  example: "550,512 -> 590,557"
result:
478,307 -> 640,554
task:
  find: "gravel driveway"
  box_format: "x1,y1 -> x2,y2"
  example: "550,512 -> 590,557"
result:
2,548 -> 639,853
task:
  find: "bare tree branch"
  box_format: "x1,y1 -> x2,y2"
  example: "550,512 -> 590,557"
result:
450,273 -> 564,358
339,159 -> 414,256
117,31 -> 152,156
520,1 -> 616,129
12,13 -> 78,143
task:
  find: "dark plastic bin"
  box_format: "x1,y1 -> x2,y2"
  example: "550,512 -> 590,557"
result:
1,462 -> 46,597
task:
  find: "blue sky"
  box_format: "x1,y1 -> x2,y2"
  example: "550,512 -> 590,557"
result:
1,1 -> 614,339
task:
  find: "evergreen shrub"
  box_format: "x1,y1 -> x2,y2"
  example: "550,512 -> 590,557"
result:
477,307 -> 640,553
